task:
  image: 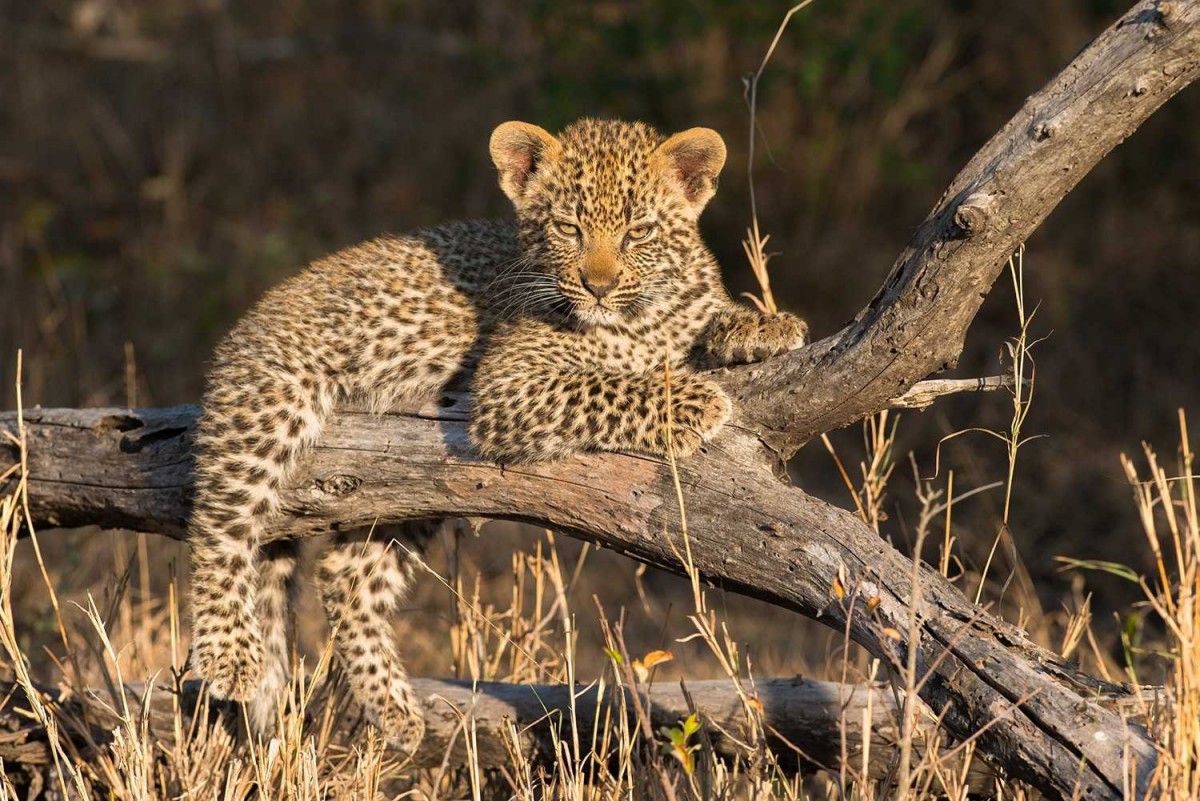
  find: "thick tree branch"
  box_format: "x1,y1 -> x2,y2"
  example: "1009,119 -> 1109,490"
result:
0,402 -> 1167,799
719,0 -> 1200,458
2,2 -> 1198,799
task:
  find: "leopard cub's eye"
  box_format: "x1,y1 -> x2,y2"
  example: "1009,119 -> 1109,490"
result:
625,223 -> 655,242
553,220 -> 581,237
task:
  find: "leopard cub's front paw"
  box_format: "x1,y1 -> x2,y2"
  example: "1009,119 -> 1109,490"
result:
664,377 -> 733,457
707,312 -> 809,365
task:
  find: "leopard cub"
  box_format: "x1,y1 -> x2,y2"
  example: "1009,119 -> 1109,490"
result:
187,118 -> 806,754
469,119 -> 808,461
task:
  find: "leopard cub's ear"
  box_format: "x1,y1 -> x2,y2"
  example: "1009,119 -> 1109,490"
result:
490,121 -> 561,205
654,128 -> 727,213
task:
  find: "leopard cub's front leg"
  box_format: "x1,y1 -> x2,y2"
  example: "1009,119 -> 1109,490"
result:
703,306 -> 808,366
470,367 -> 732,462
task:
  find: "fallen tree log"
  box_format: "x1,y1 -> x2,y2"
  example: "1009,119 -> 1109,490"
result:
1,401 -> 1165,798
3,2 -> 1198,798
0,676 -> 939,779
0,675 -> 1157,783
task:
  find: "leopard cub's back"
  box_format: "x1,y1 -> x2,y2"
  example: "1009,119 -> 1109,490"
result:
202,220 -> 519,416
187,217 -> 520,707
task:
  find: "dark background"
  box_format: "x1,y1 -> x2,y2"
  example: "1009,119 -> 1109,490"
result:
3,0 -> 1198,634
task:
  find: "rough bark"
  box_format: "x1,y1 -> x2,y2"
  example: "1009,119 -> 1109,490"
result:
718,0 -> 1200,458
2,2 -> 1198,799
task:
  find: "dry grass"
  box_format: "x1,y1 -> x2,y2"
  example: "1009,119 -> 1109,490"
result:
1121,412 -> 1200,800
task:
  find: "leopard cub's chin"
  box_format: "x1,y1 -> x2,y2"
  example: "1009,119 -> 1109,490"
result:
573,304 -> 627,327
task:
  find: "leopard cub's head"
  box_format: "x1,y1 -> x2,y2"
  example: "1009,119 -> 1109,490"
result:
490,118 -> 725,326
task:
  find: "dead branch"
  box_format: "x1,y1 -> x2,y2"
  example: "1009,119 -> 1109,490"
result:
719,0 -> 1200,459
888,375 -> 1016,410
2,402 -> 1166,798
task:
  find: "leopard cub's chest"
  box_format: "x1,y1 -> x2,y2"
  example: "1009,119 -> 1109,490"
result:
580,314 -> 710,373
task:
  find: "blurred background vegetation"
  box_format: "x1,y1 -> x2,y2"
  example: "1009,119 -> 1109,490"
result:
2,0 -> 1198,671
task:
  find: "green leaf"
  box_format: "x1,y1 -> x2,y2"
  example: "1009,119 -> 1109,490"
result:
1054,556 -> 1140,584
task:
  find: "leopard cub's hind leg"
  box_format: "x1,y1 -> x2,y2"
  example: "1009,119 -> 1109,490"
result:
315,522 -> 439,753
243,539 -> 300,736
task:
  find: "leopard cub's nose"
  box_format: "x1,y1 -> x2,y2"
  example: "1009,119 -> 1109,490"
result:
580,271 -> 618,300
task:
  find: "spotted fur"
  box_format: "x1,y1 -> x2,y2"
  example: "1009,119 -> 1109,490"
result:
469,119 -> 807,460
188,118 -> 807,750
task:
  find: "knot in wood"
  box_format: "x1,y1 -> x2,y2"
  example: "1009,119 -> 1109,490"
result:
1032,121 -> 1057,141
953,193 -> 992,237
316,474 -> 362,497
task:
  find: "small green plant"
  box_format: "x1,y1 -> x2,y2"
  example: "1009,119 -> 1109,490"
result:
660,712 -> 702,775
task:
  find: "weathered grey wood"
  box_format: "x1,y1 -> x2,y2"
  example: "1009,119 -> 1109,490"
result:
717,0 -> 1200,459
0,673 -> 1158,780
0,676 -> 927,778
2,2 -> 1197,798
0,403 -> 1165,799
888,375 -> 1015,410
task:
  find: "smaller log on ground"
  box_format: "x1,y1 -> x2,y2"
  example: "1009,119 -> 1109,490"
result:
0,676 -> 921,778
